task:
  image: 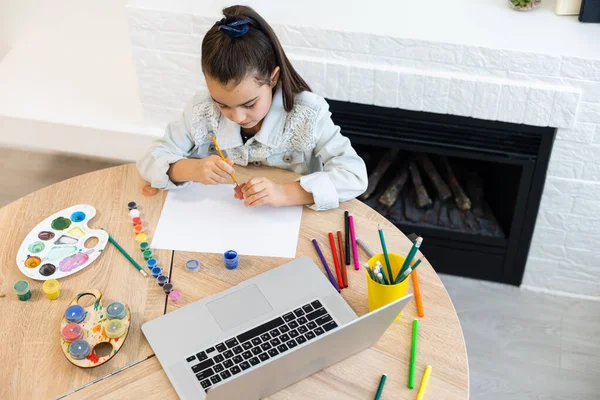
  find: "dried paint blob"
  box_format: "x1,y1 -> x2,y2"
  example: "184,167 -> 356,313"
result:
39,263 -> 56,276
55,235 -> 79,245
47,245 -> 77,261
61,323 -> 83,342
59,250 -> 91,272
69,339 -> 91,360
104,319 -> 126,338
51,217 -> 71,231
24,255 -> 42,269
38,231 -> 55,241
142,184 -> 158,197
68,227 -> 86,238
70,211 -> 86,222
28,241 -> 45,254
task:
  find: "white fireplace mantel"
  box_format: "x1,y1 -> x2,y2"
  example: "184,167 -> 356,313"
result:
126,0 -> 600,298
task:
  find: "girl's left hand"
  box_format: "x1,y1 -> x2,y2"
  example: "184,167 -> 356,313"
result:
237,177 -> 287,207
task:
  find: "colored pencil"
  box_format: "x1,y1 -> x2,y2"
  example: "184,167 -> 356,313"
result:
349,215 -> 360,270
412,270 -> 425,318
408,318 -> 419,389
211,136 -> 238,186
328,232 -> 344,289
374,373 -> 387,400
337,231 -> 348,288
344,211 -> 350,265
104,230 -> 148,277
375,262 -> 389,285
395,256 -> 423,284
377,226 -> 393,284
357,238 -> 374,259
398,237 -> 423,281
311,238 -> 340,292
416,366 -> 432,400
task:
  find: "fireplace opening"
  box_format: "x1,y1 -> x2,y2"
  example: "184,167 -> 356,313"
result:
329,100 -> 556,285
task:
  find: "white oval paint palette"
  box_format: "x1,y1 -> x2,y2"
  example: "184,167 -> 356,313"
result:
16,204 -> 108,280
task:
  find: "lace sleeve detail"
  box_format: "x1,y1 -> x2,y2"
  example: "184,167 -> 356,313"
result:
190,101 -> 221,143
281,100 -> 319,151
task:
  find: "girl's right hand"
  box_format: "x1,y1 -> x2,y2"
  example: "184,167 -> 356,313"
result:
192,155 -> 236,185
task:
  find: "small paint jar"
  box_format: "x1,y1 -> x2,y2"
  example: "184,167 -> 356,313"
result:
143,250 -> 153,261
69,339 -> 91,360
151,267 -> 162,278
140,242 -> 149,252
61,323 -> 83,342
106,302 -> 126,320
169,290 -> 181,303
42,279 -> 60,300
185,259 -> 200,272
129,208 -> 140,217
157,275 -> 169,286
163,283 -> 173,294
135,233 -> 148,243
14,280 -> 32,301
224,250 -> 239,270
127,201 -> 137,210
104,319 -> 126,338
134,225 -> 144,234
65,304 -> 86,323
132,217 -> 142,226
147,258 -> 157,270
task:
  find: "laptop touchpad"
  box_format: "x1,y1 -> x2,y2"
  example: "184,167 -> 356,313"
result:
206,285 -> 273,332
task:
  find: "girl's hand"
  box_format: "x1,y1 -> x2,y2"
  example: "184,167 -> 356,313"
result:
191,155 -> 236,185
239,177 -> 286,207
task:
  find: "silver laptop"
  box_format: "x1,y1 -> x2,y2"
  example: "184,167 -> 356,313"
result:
142,256 -> 412,399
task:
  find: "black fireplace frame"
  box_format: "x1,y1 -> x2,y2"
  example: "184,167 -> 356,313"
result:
328,100 -> 556,285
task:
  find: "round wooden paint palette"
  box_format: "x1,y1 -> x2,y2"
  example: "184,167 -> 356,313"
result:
60,289 -> 131,368
16,204 -> 108,280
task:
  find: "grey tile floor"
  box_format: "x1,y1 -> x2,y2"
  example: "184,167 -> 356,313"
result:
2,146 -> 599,399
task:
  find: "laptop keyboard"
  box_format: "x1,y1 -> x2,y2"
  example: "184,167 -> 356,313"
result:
186,299 -> 338,391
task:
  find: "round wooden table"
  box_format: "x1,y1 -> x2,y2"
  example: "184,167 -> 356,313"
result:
0,164 -> 468,399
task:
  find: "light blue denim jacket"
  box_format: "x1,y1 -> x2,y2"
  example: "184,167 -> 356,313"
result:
137,87 -> 368,210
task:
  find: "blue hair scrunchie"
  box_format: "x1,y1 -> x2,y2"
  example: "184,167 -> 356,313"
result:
217,18 -> 250,38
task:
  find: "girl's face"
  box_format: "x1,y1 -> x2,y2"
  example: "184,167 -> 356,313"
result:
206,69 -> 279,133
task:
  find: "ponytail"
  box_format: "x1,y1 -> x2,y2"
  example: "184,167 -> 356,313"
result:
201,5 -> 311,112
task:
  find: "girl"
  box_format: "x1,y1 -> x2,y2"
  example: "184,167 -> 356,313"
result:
137,5 -> 367,211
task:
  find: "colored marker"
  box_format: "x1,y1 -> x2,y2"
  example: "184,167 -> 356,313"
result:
378,226 -> 393,285
211,136 -> 238,186
328,232 -> 344,289
349,216 -> 360,271
344,211 -> 350,265
311,238 -> 340,292
416,366 -> 432,400
413,270 -> 425,318
356,238 -> 374,259
337,231 -> 348,288
374,373 -> 387,400
409,318 -> 419,389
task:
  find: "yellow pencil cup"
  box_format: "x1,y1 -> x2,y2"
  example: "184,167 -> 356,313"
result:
366,253 -> 409,322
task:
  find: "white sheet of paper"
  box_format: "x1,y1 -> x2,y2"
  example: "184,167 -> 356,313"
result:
151,183 -> 303,258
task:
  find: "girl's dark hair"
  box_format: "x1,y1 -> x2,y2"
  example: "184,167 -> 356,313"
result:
201,5 -> 311,112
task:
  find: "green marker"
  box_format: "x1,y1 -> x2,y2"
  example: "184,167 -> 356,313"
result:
408,318 -> 419,389
374,373 -> 387,400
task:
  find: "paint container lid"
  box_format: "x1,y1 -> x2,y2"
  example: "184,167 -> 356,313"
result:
142,184 -> 158,197
69,339 -> 91,360
106,302 -> 127,320
169,290 -> 181,303
151,267 -> 163,277
129,209 -> 141,218
65,304 -> 86,323
163,283 -> 174,294
185,259 -> 200,272
13,280 -> 30,295
62,323 -> 83,342
147,258 -> 157,269
42,279 -> 60,295
136,233 -> 148,243
140,242 -> 150,251
127,201 -> 137,210
134,225 -> 144,234
157,275 -> 169,286
104,319 -> 126,338
132,217 -> 142,226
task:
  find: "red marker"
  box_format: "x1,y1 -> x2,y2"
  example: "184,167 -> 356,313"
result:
328,232 -> 344,289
